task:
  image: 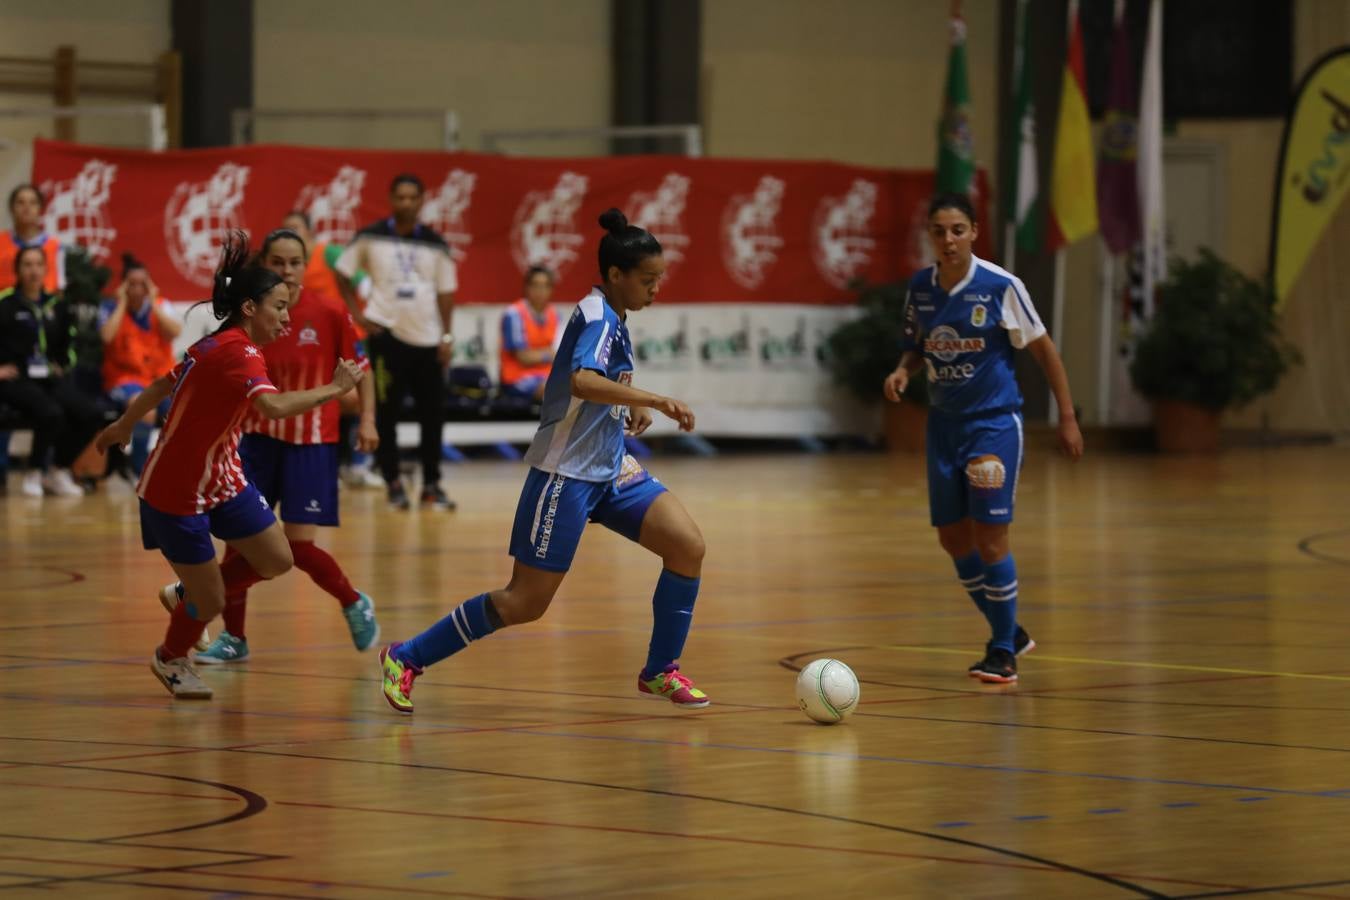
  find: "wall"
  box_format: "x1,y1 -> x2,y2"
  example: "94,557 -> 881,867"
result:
702,0 -> 1001,171
251,0 -> 612,154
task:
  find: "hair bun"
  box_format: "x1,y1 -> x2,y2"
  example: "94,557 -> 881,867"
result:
598,208 -> 628,234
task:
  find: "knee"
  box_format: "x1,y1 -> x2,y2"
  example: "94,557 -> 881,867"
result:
255,547 -> 294,580
975,537 -> 1007,565
670,528 -> 706,571
493,586 -> 551,626
937,529 -> 971,558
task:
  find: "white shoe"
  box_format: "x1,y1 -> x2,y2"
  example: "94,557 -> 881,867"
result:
20,471 -> 42,497
150,652 -> 213,699
43,469 -> 84,497
159,582 -> 211,652
343,464 -> 385,489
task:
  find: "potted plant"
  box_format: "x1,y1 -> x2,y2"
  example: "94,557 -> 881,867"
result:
1129,249 -> 1300,452
825,280 -> 929,452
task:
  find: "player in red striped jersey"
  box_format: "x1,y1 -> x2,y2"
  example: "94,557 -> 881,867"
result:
96,232 -> 364,699
197,228 -> 381,665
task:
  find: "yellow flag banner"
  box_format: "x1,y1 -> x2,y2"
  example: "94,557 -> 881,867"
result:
1272,47 -> 1350,306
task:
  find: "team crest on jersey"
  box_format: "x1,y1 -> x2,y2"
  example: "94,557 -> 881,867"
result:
629,173 -> 691,277
244,345 -> 261,358
811,179 -> 879,289
971,305 -> 987,327
511,172 -> 588,277
924,325 -> 985,362
164,163 -> 251,286
294,165 -> 366,244
421,169 -> 477,265
297,324 -> 320,346
39,160 -> 119,261
722,176 -> 785,290
611,371 -> 633,420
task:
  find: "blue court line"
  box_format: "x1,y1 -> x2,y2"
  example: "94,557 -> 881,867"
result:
1236,796 -> 1269,803
958,795 -> 1276,829
935,821 -> 972,828
408,871 -> 452,879
1014,814 -> 1050,822
1163,802 -> 1200,808
1088,808 -> 1125,815
509,728 -> 1350,800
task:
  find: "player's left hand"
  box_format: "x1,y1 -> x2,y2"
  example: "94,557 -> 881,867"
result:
436,339 -> 454,367
625,407 -> 653,437
357,417 -> 379,453
94,421 -> 133,455
1058,415 -> 1084,461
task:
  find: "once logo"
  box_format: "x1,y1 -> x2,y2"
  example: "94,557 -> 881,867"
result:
511,172 -> 589,277
294,165 -> 366,245
721,176 -> 785,290
811,179 -> 879,289
164,163 -> 251,286
630,173 -> 691,277
421,169 -> 477,265
40,160 -> 119,261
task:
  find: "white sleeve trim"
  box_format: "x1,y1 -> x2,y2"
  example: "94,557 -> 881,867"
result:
246,382 -> 278,398
1000,277 -> 1046,349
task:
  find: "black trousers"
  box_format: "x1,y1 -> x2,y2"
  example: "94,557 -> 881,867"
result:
0,375 -> 104,469
369,332 -> 445,488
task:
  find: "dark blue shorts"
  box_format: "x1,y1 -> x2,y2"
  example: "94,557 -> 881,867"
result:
927,410 -> 1024,527
140,483 -> 276,565
508,455 -> 668,572
238,433 -> 340,526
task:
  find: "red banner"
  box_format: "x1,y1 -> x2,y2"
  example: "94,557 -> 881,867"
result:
32,139 -> 989,305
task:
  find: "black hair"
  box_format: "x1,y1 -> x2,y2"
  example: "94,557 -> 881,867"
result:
121,252 -> 147,279
283,209 -> 312,231
257,227 -> 308,262
927,191 -> 977,225
13,244 -> 45,276
523,265 -> 554,286
596,208 -> 661,280
206,230 -> 285,326
7,183 -> 44,214
389,173 -> 424,195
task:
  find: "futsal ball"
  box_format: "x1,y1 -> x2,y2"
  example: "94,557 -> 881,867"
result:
796,658 -> 860,724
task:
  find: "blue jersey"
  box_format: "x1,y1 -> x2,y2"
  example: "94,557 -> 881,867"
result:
900,255 -> 1046,417
523,287 -> 633,481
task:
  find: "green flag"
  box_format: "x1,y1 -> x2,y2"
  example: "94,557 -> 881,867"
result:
936,15 -> 975,195
1005,0 -> 1042,254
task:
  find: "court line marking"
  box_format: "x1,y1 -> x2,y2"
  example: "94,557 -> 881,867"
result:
877,644 -> 1350,683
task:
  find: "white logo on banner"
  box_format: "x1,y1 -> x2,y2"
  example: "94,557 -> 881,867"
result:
164,163 -> 251,286
629,173 -> 691,275
721,176 -> 785,290
294,165 -> 366,244
421,169 -> 477,265
511,172 -> 588,276
812,179 -> 878,289
907,196 -> 935,273
39,160 -> 119,260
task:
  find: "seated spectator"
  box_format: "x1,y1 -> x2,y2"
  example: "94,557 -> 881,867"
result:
499,266 -> 557,400
0,184 -> 64,294
99,254 -> 180,475
0,246 -> 103,497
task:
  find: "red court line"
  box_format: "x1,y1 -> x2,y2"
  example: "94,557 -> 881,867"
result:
37,748 -> 213,767
0,855 -> 148,872
0,779 -> 238,803
163,869 -> 530,899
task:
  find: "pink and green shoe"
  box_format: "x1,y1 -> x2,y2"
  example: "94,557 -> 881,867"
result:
639,664 -> 710,708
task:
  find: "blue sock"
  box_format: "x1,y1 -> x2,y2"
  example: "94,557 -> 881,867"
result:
394,593 -> 497,669
642,570 -> 699,680
130,421 -> 153,475
954,551 -> 993,627
983,555 -> 1018,653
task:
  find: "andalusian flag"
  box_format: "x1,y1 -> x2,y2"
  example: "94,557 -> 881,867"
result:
1048,0 -> 1098,248
1004,0 -> 1041,258
936,14 -> 974,195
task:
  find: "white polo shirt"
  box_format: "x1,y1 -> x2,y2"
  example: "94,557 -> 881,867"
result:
336,219 -> 457,347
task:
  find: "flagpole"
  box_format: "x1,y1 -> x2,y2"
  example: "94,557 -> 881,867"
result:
1050,248 -> 1066,423
1096,238 -> 1114,425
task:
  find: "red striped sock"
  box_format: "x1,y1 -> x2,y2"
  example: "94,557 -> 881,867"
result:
290,540 -> 359,607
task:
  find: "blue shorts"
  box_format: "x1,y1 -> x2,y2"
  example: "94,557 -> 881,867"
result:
502,376 -> 546,399
509,455 -> 668,572
238,433 -> 340,527
140,483 -> 276,565
926,410 -> 1024,527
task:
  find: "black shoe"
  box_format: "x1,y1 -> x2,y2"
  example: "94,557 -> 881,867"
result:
968,626 -> 1034,676
387,481 -> 411,511
419,484 -> 457,511
970,647 -> 1018,684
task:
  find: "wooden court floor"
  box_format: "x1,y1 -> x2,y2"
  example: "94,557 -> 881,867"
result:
2,445 -> 1350,899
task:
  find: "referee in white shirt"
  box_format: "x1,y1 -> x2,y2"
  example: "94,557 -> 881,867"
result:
336,174 -> 456,511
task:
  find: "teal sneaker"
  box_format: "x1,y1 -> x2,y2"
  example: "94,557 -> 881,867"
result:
195,631 -> 249,665
343,592 -> 380,652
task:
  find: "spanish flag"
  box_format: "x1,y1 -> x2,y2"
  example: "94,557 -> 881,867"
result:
1048,0 -> 1098,249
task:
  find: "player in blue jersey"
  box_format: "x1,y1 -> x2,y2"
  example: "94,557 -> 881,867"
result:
377,209 -> 710,713
884,193 -> 1083,684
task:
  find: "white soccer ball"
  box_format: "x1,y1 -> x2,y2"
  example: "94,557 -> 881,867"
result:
796,658 -> 860,724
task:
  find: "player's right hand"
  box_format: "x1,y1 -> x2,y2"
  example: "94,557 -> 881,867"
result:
94,421 -> 132,455
654,396 -> 696,432
883,367 -> 909,403
332,358 -> 364,392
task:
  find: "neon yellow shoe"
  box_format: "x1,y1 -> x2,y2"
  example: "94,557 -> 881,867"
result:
638,664 -> 710,708
379,644 -> 421,714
